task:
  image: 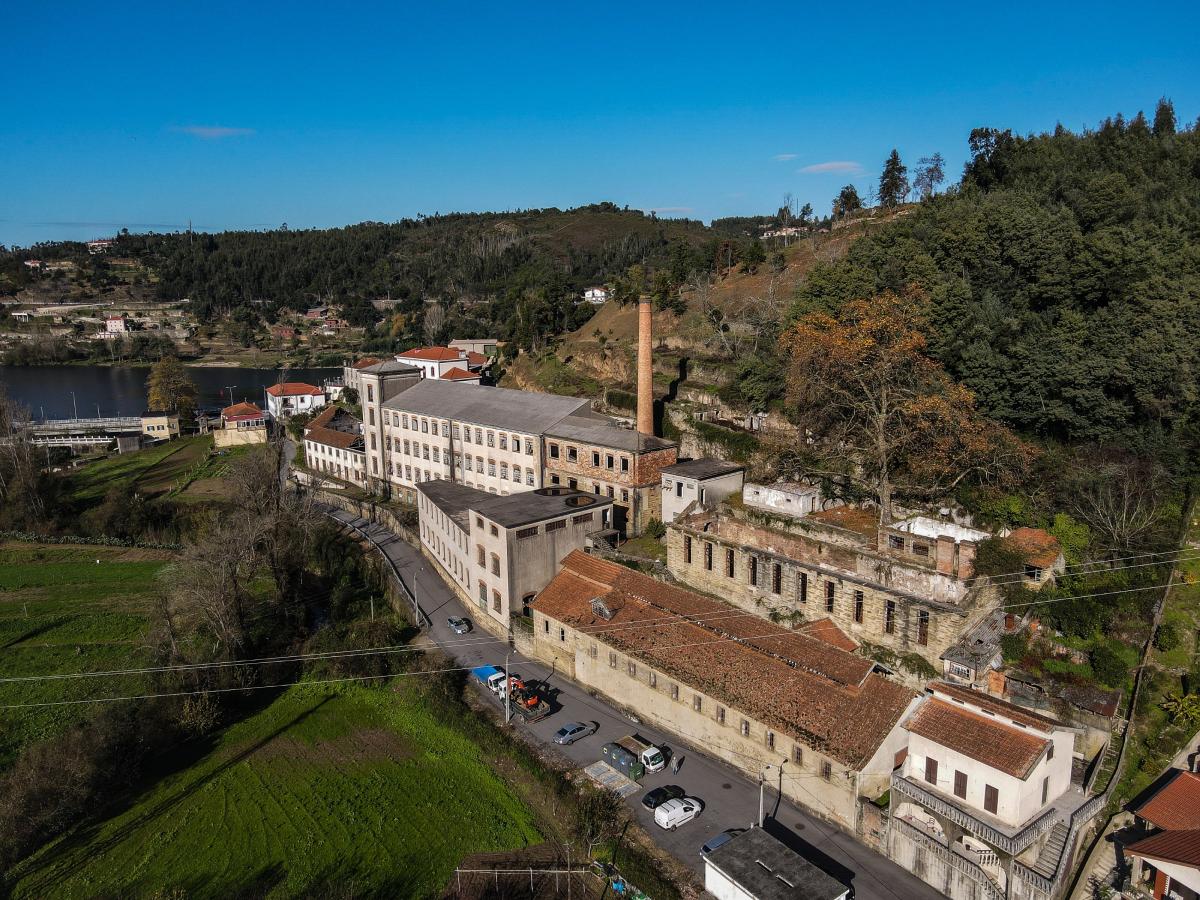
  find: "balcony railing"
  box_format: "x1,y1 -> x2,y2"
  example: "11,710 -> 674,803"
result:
891,775 -> 1061,856
891,818 -> 1004,900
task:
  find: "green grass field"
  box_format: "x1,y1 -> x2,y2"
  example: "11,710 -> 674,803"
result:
9,684 -> 545,899
0,542 -> 172,766
67,435 -> 212,503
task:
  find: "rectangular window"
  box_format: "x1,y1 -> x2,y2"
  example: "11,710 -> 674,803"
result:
477,545 -> 485,567
609,652 -> 618,669
671,684 -> 679,701
367,385 -> 374,402
621,457 -> 629,473
799,572 -> 808,604
567,446 -> 577,462
825,582 -> 835,612
492,590 -> 501,612
490,554 -> 500,576
545,519 -> 566,532
822,761 -> 832,781
913,542 -> 929,557
559,627 -> 566,642
421,419 -> 429,434
606,454 -> 614,469
543,618 -> 550,633
486,431 -> 494,447
925,757 -> 938,785
693,695 -> 702,712
888,535 -> 904,550
793,745 -> 803,766
885,600 -> 896,634
475,428 -> 482,443
726,548 -> 735,578
499,435 -> 507,450
985,785 -> 999,814
716,706 -> 725,725
549,443 -> 559,459
917,610 -> 929,646
478,581 -> 487,604
1047,742 -> 1054,761
685,536 -> 692,564
525,439 -> 534,455
1041,776 -> 1049,805
592,451 -> 600,467
490,524 -> 499,537
772,563 -> 782,594
704,542 -> 713,571
627,661 -> 636,677
766,731 -> 775,750
854,591 -> 864,624
740,719 -> 750,737
572,512 -> 593,525
748,556 -> 758,587
954,770 -> 967,799
649,671 -> 657,688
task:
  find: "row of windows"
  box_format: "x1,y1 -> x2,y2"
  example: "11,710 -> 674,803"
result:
684,536 -> 930,645
547,473 -> 631,504
923,756 -> 1050,812
387,411 -> 535,454
547,442 -> 631,473
583,641 -> 836,781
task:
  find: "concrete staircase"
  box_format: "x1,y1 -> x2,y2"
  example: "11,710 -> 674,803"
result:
1031,821 -> 1071,879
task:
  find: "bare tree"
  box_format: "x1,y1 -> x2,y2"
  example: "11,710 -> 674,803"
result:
0,387 -> 46,528
1067,453 -> 1170,553
423,303 -> 447,345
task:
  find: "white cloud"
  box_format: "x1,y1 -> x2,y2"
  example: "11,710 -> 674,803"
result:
772,153 -> 798,162
173,125 -> 256,140
799,160 -> 863,174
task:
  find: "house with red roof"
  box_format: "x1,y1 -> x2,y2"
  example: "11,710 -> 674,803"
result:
215,401 -> 268,447
1124,770 -> 1200,899
395,345 -> 488,381
264,382 -> 326,419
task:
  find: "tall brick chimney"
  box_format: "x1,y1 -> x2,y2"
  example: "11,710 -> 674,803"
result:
637,297 -> 654,435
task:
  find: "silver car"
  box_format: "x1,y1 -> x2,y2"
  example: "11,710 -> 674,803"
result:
552,721 -> 597,745
447,616 -> 471,634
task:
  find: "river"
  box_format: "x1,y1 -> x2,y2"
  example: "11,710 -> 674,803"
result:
0,365 -> 340,419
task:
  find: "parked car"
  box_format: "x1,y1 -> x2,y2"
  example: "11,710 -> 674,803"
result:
654,797 -> 703,830
701,828 -> 746,855
552,721 -> 597,745
447,616 -> 472,634
641,784 -> 686,810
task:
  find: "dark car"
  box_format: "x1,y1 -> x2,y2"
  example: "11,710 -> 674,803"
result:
701,828 -> 746,855
447,616 -> 472,634
640,784 -> 686,810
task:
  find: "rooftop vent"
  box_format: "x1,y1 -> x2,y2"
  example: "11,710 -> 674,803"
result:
565,495 -> 595,507
535,487 -> 570,497
591,597 -> 614,620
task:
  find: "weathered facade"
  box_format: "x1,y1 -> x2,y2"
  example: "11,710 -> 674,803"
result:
667,502 -> 999,668
530,552 -> 918,833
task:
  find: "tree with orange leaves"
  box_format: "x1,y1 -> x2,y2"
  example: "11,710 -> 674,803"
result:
777,287 -> 1033,524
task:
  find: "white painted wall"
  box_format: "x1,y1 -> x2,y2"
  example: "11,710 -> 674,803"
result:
662,469 -> 745,523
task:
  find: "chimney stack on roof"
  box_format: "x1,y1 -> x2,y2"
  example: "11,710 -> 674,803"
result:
637,297 -> 653,435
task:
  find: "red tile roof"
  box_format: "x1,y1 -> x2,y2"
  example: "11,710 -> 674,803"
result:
265,382 -> 323,397
905,698 -> 1049,779
1004,527 -> 1061,569
1124,828 -> 1200,869
798,618 -> 859,652
351,356 -> 382,369
466,350 -> 489,366
308,406 -> 338,428
441,366 -> 479,381
1136,771 -> 1200,831
534,551 -> 915,769
221,401 -> 263,419
398,346 -> 463,362
931,681 -> 1061,732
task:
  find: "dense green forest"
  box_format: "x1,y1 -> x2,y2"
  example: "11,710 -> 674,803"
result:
2,203 -> 742,352
791,101 -> 1200,456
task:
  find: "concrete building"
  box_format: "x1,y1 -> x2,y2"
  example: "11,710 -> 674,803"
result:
543,415 -> 677,536
215,401 -> 268,447
342,356 -> 382,396
530,552 -> 919,833
448,338 -> 499,356
303,406 -> 366,485
742,481 -> 834,518
704,827 -> 849,900
888,682 -> 1092,900
395,346 -> 488,381
416,482 -> 612,633
378,380 -> 593,504
357,360 -> 424,494
140,411 -> 180,441
264,382 -> 326,419
667,503 -> 997,668
582,286 -> 610,305
660,459 -> 745,524
103,315 -> 127,336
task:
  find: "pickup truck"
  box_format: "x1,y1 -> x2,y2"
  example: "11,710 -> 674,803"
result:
615,735 -> 667,774
470,666 -> 551,723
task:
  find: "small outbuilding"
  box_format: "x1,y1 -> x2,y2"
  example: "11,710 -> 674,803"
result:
703,827 -> 849,900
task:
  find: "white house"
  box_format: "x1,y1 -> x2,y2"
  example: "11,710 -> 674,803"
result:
303,406 -> 366,485
395,346 -> 482,381
742,481 -> 833,518
104,315 -> 128,335
704,827 -> 849,900
660,459 -> 745,523
582,286 -> 610,305
264,382 -> 327,419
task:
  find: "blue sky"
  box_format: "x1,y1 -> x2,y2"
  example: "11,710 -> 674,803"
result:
3,1 -> 1198,247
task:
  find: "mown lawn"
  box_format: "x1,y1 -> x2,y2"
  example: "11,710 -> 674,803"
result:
67,435 -> 212,503
9,684 -> 544,899
0,542 -> 172,766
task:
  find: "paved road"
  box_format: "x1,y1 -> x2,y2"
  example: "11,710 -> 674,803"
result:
324,506 -> 942,900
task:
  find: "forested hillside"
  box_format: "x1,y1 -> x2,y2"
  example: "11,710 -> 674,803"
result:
792,102 -> 1200,455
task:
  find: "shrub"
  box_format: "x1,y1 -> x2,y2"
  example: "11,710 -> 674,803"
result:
1154,621 -> 1182,652
1000,632 -> 1029,663
644,518 -> 666,539
1090,644 -> 1129,688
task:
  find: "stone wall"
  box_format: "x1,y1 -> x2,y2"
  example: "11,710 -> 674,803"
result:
665,522 -> 983,667
214,426 -> 267,447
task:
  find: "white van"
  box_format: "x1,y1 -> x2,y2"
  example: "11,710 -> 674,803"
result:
654,797 -> 703,830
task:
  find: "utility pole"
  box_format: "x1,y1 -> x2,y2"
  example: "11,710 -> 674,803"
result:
225,386 -> 237,406
759,761 -> 786,827
505,647 -> 512,726
70,391 -> 77,420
